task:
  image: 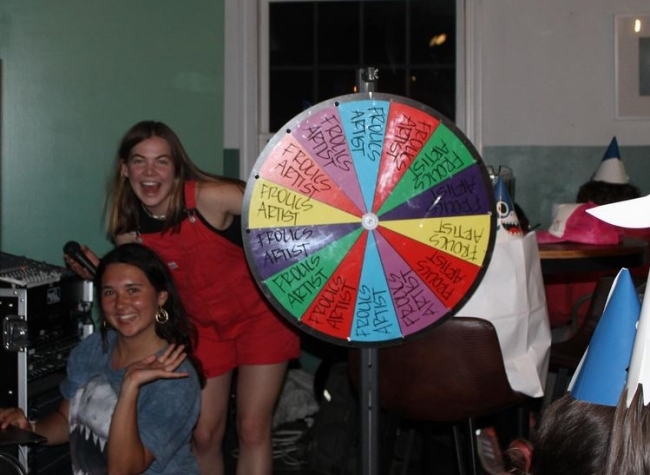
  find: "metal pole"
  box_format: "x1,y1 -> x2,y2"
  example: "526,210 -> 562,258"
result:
356,67 -> 379,93
360,348 -> 379,475
357,66 -> 379,475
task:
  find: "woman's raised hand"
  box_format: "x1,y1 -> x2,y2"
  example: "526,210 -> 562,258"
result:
121,344 -> 189,394
63,244 -> 100,280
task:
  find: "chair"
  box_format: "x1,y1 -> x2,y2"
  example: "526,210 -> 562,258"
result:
548,273 -> 648,400
0,453 -> 26,475
348,316 -> 532,475
0,426 -> 47,475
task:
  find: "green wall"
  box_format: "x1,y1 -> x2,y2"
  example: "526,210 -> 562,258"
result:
483,145 -> 650,230
0,0 -> 224,264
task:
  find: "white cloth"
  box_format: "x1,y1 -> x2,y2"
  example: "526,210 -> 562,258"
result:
456,231 -> 551,398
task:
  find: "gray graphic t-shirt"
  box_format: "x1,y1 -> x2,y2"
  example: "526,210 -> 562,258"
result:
60,331 -> 201,475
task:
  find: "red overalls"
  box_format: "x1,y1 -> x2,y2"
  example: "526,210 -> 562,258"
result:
139,181 -> 300,377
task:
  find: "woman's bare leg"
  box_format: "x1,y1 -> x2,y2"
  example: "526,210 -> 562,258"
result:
235,362 -> 289,475
194,372 -> 233,475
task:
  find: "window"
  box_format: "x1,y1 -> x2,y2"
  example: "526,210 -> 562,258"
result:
262,0 -> 457,133
225,0 -> 478,178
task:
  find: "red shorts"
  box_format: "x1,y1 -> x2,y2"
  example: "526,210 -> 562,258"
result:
194,309 -> 300,378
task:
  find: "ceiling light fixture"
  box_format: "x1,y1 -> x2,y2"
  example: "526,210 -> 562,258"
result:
429,33 -> 447,47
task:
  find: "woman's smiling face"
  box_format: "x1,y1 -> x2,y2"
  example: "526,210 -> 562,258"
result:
120,136 -> 176,217
100,262 -> 167,340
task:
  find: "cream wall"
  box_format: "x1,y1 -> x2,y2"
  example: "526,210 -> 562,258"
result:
476,0 -> 650,226
481,0 -> 650,146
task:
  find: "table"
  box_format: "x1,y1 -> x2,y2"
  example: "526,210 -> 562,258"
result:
538,237 -> 650,275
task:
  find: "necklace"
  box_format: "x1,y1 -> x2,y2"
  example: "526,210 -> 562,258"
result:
141,203 -> 166,221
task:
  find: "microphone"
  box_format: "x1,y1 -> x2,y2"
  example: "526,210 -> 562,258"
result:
63,241 -> 97,277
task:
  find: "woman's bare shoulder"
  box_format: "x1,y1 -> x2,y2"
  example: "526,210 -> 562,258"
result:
195,180 -> 244,226
114,232 -> 138,245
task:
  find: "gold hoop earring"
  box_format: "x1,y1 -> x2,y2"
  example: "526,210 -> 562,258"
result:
155,306 -> 169,324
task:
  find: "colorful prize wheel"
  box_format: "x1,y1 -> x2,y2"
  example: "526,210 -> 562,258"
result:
242,92 -> 496,347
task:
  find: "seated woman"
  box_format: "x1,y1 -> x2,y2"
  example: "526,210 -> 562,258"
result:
505,393 -> 614,475
0,243 -> 205,474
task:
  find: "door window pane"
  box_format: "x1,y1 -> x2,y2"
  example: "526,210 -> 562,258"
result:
270,3 -> 315,66
317,69 -> 358,102
317,3 -> 360,65
270,70 -> 314,131
363,2 -> 406,65
411,3 -> 455,65
410,67 -> 455,121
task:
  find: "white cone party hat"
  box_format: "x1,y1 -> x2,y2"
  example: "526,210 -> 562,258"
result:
626,277 -> 650,406
494,176 -> 523,243
569,268 -> 641,406
592,136 -> 628,184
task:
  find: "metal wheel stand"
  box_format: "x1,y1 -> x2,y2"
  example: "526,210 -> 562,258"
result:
356,66 -> 380,475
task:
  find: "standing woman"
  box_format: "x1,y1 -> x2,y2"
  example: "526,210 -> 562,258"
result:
71,121 -> 300,474
2,243 -> 203,474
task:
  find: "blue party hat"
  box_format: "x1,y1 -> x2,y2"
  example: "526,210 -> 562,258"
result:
592,136 -> 628,184
569,268 -> 641,406
494,177 -> 523,243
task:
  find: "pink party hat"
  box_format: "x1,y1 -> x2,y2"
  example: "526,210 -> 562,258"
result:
536,202 -> 621,245
494,177 -> 523,243
569,268 -> 641,406
625,274 -> 650,406
592,137 -> 628,184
